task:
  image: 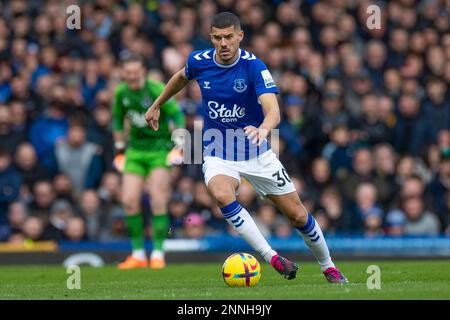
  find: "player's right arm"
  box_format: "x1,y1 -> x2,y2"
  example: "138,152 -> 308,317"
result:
146,68 -> 189,131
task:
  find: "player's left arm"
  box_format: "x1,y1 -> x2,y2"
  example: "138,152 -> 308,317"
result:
245,58 -> 280,146
245,93 -> 280,146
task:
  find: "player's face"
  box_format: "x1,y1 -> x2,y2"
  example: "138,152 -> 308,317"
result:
210,26 -> 243,63
121,61 -> 146,90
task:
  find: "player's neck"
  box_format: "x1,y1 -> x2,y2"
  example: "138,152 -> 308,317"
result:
214,49 -> 240,65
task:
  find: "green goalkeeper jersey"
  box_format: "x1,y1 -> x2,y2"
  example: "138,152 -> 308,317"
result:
112,79 -> 185,152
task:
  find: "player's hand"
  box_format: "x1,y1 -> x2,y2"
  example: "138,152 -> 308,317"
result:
166,147 -> 184,166
145,104 -> 161,131
244,126 -> 269,146
113,142 -> 126,173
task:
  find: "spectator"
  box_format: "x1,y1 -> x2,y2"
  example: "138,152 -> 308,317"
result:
427,151 -> 450,231
358,94 -> 392,146
14,142 -> 48,192
319,90 -> 354,137
337,148 -> 374,202
307,157 -> 334,204
279,95 -> 305,158
236,182 -> 257,213
365,40 -> 387,89
22,216 -> 45,242
316,186 -> 351,234
97,171 -> 126,239
345,68 -> 374,118
273,218 -> 294,239
0,104 -> 26,154
63,216 -> 87,242
388,196 -> 441,236
28,100 -> 68,174
168,192 -> 189,238
423,76 -> 450,143
54,120 -> 104,194
352,183 -> 384,234
8,100 -> 28,142
43,199 -> 75,240
323,125 -> 354,177
373,143 -> 397,208
393,93 -> 428,156
385,209 -> 407,236
254,203 -> 278,238
7,201 -> 28,237
383,68 -> 402,101
52,174 -> 76,205
182,212 -> 206,239
87,104 -> 114,171
79,190 -> 105,241
0,149 -> 21,240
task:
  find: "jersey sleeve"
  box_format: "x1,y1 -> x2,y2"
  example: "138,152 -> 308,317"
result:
184,52 -> 197,80
112,86 -> 125,132
250,59 -> 279,97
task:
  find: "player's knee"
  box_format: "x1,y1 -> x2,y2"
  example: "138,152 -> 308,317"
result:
122,196 -> 140,214
288,204 -> 309,227
209,187 -> 235,207
150,188 -> 170,203
150,193 -> 169,212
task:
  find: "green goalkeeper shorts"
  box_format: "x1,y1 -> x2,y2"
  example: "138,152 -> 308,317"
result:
123,148 -> 170,177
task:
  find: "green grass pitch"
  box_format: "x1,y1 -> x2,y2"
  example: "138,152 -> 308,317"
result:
0,260 -> 449,299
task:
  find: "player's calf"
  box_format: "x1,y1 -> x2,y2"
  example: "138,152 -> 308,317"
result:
267,193 -> 309,228
284,204 -> 309,228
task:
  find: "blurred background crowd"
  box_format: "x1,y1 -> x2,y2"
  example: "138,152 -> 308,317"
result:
0,0 -> 449,244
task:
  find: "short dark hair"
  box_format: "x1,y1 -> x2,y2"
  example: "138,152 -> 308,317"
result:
211,12 -> 241,31
120,53 -> 145,67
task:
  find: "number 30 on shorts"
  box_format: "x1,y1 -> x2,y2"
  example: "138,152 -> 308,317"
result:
272,168 -> 292,187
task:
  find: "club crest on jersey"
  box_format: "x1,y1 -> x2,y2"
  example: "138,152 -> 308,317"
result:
233,79 -> 247,93
141,96 -> 153,109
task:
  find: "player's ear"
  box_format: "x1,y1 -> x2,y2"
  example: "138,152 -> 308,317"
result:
237,30 -> 244,43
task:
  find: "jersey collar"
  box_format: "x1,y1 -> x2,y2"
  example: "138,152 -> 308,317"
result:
213,49 -> 241,68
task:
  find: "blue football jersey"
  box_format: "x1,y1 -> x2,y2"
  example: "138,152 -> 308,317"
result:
185,48 -> 279,161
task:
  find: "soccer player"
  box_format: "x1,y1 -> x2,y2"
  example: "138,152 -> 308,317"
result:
145,13 -> 348,283
112,55 -> 185,269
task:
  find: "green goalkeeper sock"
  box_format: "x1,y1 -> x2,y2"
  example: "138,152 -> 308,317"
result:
125,213 -> 145,251
151,214 -> 170,251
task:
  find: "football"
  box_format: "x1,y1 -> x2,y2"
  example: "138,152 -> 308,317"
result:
222,253 -> 261,287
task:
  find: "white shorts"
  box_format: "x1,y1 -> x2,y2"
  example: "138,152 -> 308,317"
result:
202,150 -> 297,197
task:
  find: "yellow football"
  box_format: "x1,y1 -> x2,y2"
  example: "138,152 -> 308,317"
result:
222,252 -> 261,287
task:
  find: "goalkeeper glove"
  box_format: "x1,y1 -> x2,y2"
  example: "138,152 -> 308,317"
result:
113,142 -> 126,173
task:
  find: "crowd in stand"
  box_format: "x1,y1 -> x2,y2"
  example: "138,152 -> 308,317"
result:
0,0 -> 449,243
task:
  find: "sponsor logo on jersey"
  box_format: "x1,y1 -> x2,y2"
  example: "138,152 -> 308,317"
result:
261,70 -> 276,88
122,97 -> 130,106
207,100 -> 246,123
233,79 -> 247,93
203,81 -> 211,89
127,110 -> 148,128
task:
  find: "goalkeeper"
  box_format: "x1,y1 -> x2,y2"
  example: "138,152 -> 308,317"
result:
112,55 -> 185,269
